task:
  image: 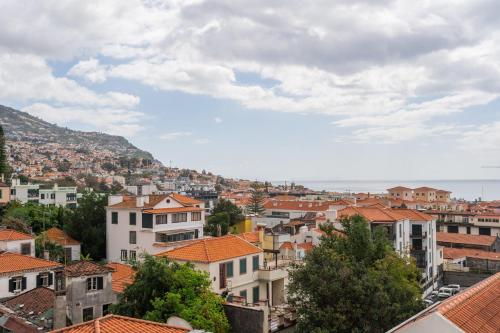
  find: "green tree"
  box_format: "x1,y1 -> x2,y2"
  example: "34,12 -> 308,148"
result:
2,202 -> 69,234
113,255 -> 229,333
212,199 -> 244,226
35,232 -> 65,262
204,212 -> 230,236
0,125 -> 11,183
247,183 -> 265,216
64,191 -> 107,260
0,216 -> 31,234
288,215 -> 423,333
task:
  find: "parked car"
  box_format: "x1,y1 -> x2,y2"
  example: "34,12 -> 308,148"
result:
447,284 -> 460,294
428,290 -> 439,301
438,287 -> 453,299
424,299 -> 434,307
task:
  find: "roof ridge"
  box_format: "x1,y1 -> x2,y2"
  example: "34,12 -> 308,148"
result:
202,238 -> 211,262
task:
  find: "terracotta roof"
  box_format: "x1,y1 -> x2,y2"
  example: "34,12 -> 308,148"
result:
390,209 -> 434,221
443,247 -> 500,261
157,235 -> 262,263
108,195 -> 168,209
46,227 -> 80,245
413,187 -> 438,191
297,242 -> 314,252
436,232 -> 497,247
387,186 -> 412,191
64,261 -> 113,277
280,242 -> 293,250
170,193 -> 203,205
106,262 -> 135,293
0,252 -> 61,275
264,200 -> 337,212
237,231 -> 260,244
0,229 -> 34,241
338,206 -> 403,223
49,314 -> 189,333
143,206 -> 203,214
437,272 -> 500,332
3,287 -> 55,317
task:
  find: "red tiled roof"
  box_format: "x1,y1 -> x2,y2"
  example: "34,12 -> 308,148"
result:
108,195 -> 168,209
3,287 -> 55,317
0,253 -> 61,275
297,242 -> 314,252
280,242 -> 293,250
437,272 -> 500,332
443,247 -> 500,261
237,231 -> 260,244
387,186 -> 412,191
170,193 -> 203,205
0,229 -> 34,241
49,314 -> 189,333
46,227 -> 80,245
106,262 -> 135,293
390,209 -> 434,221
437,232 -> 497,247
64,261 -> 113,277
338,206 -> 402,223
264,200 -> 337,212
143,206 -> 203,214
157,235 -> 262,263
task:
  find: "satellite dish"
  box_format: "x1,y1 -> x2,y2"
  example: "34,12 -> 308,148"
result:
166,316 -> 193,330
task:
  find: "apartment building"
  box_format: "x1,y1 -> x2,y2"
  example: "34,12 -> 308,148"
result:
157,235 -> 288,307
0,229 -> 35,257
105,193 -> 205,262
387,186 -> 452,204
10,179 -> 78,207
430,210 -> 500,237
0,252 -> 62,299
387,186 -> 414,200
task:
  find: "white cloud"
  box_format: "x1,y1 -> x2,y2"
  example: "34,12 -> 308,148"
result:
159,132 -> 192,140
68,58 -> 108,83
214,117 -> 223,123
460,122 -> 500,152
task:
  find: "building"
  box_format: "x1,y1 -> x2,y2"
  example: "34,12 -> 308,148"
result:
388,272 -> 500,333
0,303 -> 40,333
0,252 -> 62,299
387,187 -> 452,205
46,227 -> 81,262
106,193 -> 205,262
0,181 -> 10,206
49,314 -> 189,333
54,261 -> 116,328
436,232 -> 500,252
0,229 -> 35,256
443,247 -> 500,272
429,210 -> 500,237
387,186 -> 414,201
157,235 -> 288,307
105,262 -> 135,294
10,179 -> 78,207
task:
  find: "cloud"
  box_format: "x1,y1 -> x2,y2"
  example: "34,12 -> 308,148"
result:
159,132 -> 192,140
194,138 -> 211,144
214,117 -> 223,123
68,58 -> 108,83
460,122 -> 500,152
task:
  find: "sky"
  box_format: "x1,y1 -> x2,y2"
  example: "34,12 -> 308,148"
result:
1,0 -> 500,181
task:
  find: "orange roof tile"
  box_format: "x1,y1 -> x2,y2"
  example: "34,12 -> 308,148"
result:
387,186 -> 412,191
170,193 -> 203,206
0,252 -> 61,275
157,235 -> 262,263
64,261 -> 113,277
49,314 -> 189,333
0,229 -> 34,241
143,206 -> 203,214
106,262 -> 135,293
280,242 -> 293,250
297,242 -> 314,252
437,272 -> 500,332
443,247 -> 500,261
236,231 -> 260,244
437,232 -> 497,247
46,227 -> 80,246
390,209 -> 434,221
108,195 -> 168,209
264,200 -> 337,212
338,206 -> 402,223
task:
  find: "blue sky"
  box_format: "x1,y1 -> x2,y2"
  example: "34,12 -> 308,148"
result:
1,1 -> 500,181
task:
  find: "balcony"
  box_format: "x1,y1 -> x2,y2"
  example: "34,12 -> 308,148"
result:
410,249 -> 427,269
257,260 -> 293,282
410,231 -> 427,239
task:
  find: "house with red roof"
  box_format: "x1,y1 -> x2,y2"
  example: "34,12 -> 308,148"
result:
46,227 -> 81,262
0,229 -> 35,257
106,193 -> 205,262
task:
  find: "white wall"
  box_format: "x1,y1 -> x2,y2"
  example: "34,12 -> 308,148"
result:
0,239 -> 35,257
0,269 -> 55,299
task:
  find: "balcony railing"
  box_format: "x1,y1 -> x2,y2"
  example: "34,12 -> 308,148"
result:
410,231 -> 427,238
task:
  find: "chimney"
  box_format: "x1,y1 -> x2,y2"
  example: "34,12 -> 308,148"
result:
108,195 -> 124,206
136,196 -> 145,207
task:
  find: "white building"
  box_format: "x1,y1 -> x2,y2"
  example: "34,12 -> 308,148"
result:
46,227 -> 81,262
105,193 -> 205,262
0,252 -> 62,299
157,235 -> 288,307
0,229 -> 35,257
10,179 -> 78,208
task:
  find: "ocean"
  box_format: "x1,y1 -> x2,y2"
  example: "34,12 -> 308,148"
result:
272,180 -> 500,201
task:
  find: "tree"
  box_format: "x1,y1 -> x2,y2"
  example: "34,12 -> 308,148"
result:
204,212 -> 230,236
113,255 -> 229,333
2,202 -> 69,234
64,191 -> 107,260
0,216 -> 31,234
211,199 -> 244,226
247,183 -> 265,216
35,232 -> 64,261
288,215 -> 423,333
0,125 -> 11,183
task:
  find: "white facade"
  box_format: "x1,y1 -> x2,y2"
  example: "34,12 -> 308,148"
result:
10,180 -> 78,207
0,239 -> 35,257
106,194 -> 205,262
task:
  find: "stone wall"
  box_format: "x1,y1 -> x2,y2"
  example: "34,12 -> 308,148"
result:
443,271 -> 494,287
223,303 -> 268,333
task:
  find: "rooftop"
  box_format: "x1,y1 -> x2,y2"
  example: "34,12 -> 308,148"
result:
338,206 -> 403,223
0,229 -> 34,241
236,231 -> 260,244
143,206 -> 203,214
436,232 -> 497,247
64,260 -> 114,277
0,252 -> 61,275
443,247 -> 500,261
49,314 -> 189,333
264,200 -> 337,212
157,235 -> 262,263
46,227 -> 80,245
2,287 -> 55,318
106,262 -> 135,293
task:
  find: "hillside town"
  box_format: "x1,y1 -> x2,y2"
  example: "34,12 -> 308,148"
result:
0,118 -> 500,333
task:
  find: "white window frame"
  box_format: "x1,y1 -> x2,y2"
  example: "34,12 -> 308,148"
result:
87,277 -> 98,291
13,277 -> 22,292
40,273 -> 49,287
121,249 -> 128,261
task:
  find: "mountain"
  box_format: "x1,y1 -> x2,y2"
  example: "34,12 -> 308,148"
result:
0,105 -> 154,160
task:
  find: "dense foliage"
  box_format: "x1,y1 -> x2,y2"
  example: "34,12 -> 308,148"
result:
0,125 -> 11,183
247,183 -> 266,215
205,199 -> 245,236
113,255 -> 229,333
288,215 -> 424,333
1,201 -> 69,233
205,212 -> 231,236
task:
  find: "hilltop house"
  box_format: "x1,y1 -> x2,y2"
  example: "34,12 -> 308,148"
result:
0,229 -> 35,257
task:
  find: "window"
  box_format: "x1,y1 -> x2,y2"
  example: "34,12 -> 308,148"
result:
40,193 -> 45,199
111,212 -> 118,224
172,213 -> 187,223
65,247 -> 72,263
130,250 -> 136,261
129,231 -> 137,244
226,261 -> 234,278
142,213 -> 153,228
240,258 -> 247,275
9,277 -> 24,293
129,212 -> 136,225
447,225 -> 459,233
86,276 -> 103,291
479,227 -> 491,236
156,215 -> 167,224
399,224 -> 402,238
191,212 -> 202,221
467,226 -> 471,234
239,289 -> 247,303
252,255 -> 259,271
252,286 -> 260,304
10,189 -> 16,195
121,249 -> 128,261
102,304 -> 111,316
155,232 -> 195,243
20,243 -> 31,255
51,193 -> 55,199
37,272 -> 51,287
82,307 -> 94,322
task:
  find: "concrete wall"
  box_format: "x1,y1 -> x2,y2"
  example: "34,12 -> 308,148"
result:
466,258 -> 500,272
0,239 -> 35,257
443,271 -> 494,287
0,269 -> 55,299
223,303 -> 269,333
